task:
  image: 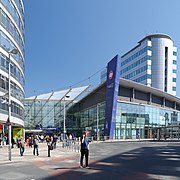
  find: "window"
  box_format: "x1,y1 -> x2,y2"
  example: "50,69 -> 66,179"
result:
173,69 -> 177,73
1,56 -> 6,69
173,51 -> 177,56
173,60 -> 177,65
172,86 -> 176,91
172,78 -> 176,82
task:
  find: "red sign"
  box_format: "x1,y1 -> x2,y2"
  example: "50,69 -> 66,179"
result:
109,70 -> 113,80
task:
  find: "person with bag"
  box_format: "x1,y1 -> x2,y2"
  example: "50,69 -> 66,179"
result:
80,131 -> 90,168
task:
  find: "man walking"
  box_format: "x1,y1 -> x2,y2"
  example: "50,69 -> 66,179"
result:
33,135 -> 39,156
80,131 -> 90,168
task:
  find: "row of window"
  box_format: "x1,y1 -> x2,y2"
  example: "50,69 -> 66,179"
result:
123,65 -> 150,79
14,0 -> 24,22
0,99 -> 24,118
72,101 -> 180,137
1,53 -> 24,87
78,103 -> 105,128
121,46 -> 151,66
134,74 -> 151,83
0,31 -> 24,70
0,73 -> 24,102
117,102 -> 180,124
0,8 -> 24,54
120,55 -> 151,75
0,0 -> 24,37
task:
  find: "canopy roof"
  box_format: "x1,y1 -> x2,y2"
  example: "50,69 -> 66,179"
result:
26,85 -> 90,101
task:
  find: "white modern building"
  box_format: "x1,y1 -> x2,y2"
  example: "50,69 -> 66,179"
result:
101,34 -> 177,96
0,0 -> 25,130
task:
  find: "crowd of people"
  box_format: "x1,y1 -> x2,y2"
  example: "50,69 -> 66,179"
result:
0,134 -> 59,157
1,132 -> 92,168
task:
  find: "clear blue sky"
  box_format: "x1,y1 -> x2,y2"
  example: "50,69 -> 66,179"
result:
24,0 -> 180,97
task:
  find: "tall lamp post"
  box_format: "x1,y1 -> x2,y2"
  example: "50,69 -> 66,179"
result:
63,95 -> 69,140
97,103 -> 100,142
7,48 -> 18,161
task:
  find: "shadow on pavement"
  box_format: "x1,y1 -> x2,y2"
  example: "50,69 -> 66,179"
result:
44,144 -> 180,180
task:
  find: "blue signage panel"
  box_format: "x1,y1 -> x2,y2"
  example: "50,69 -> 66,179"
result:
104,55 -> 120,139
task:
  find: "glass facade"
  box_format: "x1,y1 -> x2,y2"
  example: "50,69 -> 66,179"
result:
72,102 -> 105,137
115,102 -> 179,139
121,46 -> 151,66
0,0 -> 24,122
120,55 -> 151,75
24,99 -> 73,131
73,101 -> 180,139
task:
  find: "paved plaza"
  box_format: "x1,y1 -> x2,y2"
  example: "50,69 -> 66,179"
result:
0,141 -> 180,180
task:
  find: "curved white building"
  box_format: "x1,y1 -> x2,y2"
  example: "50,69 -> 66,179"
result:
121,34 -> 177,96
0,0 -> 25,127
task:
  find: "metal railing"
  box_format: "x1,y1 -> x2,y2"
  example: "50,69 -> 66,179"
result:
62,139 -> 81,152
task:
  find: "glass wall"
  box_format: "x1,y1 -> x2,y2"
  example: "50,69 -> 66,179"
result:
24,100 -> 61,129
73,102 -> 105,137
24,99 -> 73,131
115,102 -> 180,139
73,101 -> 180,139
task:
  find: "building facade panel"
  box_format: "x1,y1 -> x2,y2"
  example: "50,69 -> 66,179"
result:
0,0 -> 24,128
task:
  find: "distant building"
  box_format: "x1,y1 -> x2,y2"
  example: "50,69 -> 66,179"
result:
101,34 -> 177,96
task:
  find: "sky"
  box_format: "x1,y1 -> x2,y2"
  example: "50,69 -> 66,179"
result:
24,0 -> 180,97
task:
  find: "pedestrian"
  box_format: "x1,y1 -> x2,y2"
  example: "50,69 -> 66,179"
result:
19,138 -> 25,156
33,135 -> 39,156
80,131 -> 90,168
46,135 -> 52,157
52,135 -> 57,149
28,137 -> 32,148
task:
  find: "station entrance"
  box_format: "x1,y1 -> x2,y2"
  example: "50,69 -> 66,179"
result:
146,125 -> 180,140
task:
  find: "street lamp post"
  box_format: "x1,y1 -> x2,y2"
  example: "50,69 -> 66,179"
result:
97,104 -> 99,142
7,48 -> 18,161
63,97 -> 66,140
63,95 -> 69,140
